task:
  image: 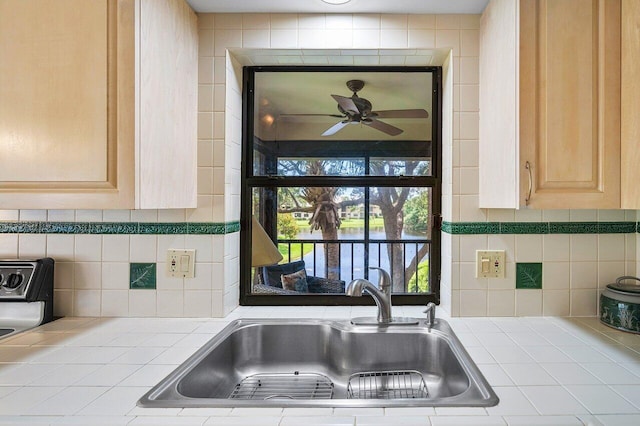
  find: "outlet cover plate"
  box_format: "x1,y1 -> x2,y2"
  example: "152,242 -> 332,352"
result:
476,250 -> 506,278
167,249 -> 195,278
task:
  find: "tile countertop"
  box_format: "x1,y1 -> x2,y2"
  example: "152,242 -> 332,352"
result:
0,306 -> 639,426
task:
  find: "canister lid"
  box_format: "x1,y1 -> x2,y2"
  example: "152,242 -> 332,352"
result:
606,276 -> 640,295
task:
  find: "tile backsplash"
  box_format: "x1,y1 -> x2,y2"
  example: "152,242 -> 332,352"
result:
1,12 -> 635,318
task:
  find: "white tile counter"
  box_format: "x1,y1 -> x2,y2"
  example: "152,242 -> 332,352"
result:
0,306 -> 639,425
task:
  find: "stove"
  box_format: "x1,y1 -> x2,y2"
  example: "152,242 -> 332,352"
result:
0,258 -> 54,340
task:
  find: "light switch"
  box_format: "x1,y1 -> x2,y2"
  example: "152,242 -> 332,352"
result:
476,250 -> 506,278
166,249 -> 196,278
481,257 -> 490,273
179,256 -> 187,272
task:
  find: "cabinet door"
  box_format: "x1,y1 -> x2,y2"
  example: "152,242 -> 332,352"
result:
621,0 -> 640,209
519,0 -> 620,209
0,0 -> 135,209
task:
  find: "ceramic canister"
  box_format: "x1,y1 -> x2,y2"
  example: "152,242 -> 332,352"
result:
600,276 -> 640,334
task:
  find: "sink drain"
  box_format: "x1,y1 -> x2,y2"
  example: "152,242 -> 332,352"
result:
229,372 -> 334,400
347,370 -> 429,399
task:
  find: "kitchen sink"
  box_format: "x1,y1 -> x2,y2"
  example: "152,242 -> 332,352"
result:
138,318 -> 498,408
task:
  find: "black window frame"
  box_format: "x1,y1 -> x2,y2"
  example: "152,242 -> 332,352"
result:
240,66 -> 443,306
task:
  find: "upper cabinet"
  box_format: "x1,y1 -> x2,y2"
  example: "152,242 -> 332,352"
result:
479,0 -> 622,209
0,0 -> 198,209
621,0 -> 640,209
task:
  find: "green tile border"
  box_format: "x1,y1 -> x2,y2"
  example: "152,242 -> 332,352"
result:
500,222 -> 549,234
0,221 -> 239,235
1,219 -> 637,236
442,221 -> 638,235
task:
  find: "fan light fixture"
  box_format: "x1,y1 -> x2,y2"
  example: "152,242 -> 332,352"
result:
321,0 -> 351,5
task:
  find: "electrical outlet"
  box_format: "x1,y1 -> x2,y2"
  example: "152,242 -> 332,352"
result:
166,249 -> 195,278
476,250 -> 506,278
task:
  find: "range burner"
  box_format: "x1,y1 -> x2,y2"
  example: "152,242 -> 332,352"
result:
0,258 -> 54,340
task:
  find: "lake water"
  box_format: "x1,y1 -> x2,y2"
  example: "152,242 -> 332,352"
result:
283,227 -> 428,282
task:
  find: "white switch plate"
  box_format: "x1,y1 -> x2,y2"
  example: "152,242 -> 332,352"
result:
167,249 -> 195,278
476,250 -> 506,278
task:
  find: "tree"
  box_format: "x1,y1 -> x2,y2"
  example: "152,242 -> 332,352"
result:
277,213 -> 299,239
404,190 -> 430,234
275,159 -> 430,289
369,160 -> 430,291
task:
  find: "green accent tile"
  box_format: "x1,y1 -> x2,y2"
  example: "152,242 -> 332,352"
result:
441,221 -> 453,234
225,221 -> 241,233
549,222 -> 598,234
138,222 -> 188,234
79,223 -> 99,234
500,222 -> 549,234
129,263 -> 156,289
443,222 -> 499,234
40,222 -> 80,234
94,222 -> 138,234
598,222 -> 636,234
188,222 -> 226,234
0,221 -> 240,235
516,263 -> 543,289
0,222 -> 40,233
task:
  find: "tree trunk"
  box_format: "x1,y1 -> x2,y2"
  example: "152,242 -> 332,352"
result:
322,225 -> 340,280
379,202 -> 405,292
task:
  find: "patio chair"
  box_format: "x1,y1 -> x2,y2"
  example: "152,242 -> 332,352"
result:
254,260 -> 345,294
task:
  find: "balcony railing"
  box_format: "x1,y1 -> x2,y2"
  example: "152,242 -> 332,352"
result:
277,238 -> 431,293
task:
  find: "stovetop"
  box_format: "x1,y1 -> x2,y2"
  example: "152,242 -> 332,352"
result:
0,261 -> 38,300
0,258 -> 55,340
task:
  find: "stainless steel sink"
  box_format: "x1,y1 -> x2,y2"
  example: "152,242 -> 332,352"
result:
138,319 -> 498,408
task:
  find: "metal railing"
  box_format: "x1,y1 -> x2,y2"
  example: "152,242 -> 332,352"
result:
277,238 -> 431,293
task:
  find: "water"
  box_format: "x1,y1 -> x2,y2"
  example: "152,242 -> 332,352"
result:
280,226 -> 428,284
294,226 -> 427,241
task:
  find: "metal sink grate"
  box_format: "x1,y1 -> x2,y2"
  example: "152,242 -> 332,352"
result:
229,372 -> 334,400
347,370 -> 429,399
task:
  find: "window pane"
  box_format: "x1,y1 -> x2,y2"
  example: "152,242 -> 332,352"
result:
251,70 -> 433,177
278,158 -> 365,177
370,187 -> 431,239
370,158 -> 431,176
369,187 -> 431,294
251,186 -> 431,296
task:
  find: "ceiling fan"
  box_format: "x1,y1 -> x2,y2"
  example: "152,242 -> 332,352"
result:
282,80 -> 429,137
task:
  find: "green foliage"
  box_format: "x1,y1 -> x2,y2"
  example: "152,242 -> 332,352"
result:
404,191 -> 430,234
278,242 -> 313,263
278,213 -> 299,239
407,261 -> 429,293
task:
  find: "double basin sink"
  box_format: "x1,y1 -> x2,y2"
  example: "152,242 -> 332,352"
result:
138,318 -> 498,408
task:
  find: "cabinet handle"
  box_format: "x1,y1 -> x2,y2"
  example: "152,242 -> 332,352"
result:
525,161 -> 532,206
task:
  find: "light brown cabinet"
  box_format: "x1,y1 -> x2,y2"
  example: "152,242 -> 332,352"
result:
621,0 -> 640,209
479,0 -> 621,209
0,0 -> 198,209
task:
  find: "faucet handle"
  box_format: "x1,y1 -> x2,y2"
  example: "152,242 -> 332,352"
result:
368,267 -> 391,293
423,302 -> 436,327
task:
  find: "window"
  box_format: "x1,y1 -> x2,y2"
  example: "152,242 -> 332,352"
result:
241,66 -> 442,306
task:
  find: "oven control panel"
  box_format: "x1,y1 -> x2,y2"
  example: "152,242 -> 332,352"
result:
0,262 -> 37,299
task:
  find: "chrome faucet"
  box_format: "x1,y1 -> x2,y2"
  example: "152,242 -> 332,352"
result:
346,267 -> 392,324
423,302 -> 436,327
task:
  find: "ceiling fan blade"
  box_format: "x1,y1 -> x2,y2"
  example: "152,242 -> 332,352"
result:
321,121 -> 349,136
278,113 -> 344,122
331,95 -> 359,114
279,113 -> 344,118
364,119 -> 403,136
373,109 -> 429,119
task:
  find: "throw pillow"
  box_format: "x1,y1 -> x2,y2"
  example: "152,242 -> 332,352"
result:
280,269 -> 309,292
